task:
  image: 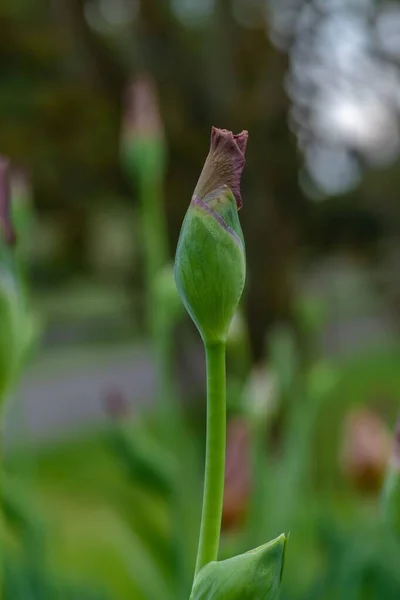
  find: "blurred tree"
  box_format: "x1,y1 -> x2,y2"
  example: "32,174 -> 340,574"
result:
2,0 -> 400,360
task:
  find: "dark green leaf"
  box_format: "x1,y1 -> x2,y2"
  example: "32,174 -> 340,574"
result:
190,534 -> 286,600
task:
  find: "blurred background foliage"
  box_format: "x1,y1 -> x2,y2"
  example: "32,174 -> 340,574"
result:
2,0 -> 400,598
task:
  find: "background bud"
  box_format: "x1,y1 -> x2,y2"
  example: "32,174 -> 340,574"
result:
382,414 -> 400,538
340,408 -> 390,493
0,158 -> 16,247
121,75 -> 166,178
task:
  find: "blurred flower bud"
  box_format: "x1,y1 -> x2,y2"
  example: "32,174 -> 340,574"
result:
104,387 -> 130,420
174,128 -> 248,344
382,415 -> 400,537
340,408 -> 391,493
123,76 -> 163,139
10,167 -> 33,238
121,76 -> 166,178
222,417 -> 251,530
392,417 -> 400,468
0,158 -> 16,247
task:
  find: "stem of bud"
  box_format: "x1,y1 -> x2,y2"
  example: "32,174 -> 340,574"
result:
194,341 -> 227,577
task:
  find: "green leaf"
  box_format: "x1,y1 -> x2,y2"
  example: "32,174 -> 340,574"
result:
0,265 -> 25,398
190,534 -> 286,600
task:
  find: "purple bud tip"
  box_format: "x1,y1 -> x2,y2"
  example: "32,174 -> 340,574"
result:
0,158 -> 16,247
122,75 -> 163,138
194,127 -> 248,210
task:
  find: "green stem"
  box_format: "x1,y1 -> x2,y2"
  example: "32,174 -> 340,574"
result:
154,309 -> 177,415
194,342 -> 226,577
139,170 -> 172,414
139,171 -> 168,299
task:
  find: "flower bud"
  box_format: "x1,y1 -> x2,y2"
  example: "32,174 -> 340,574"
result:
222,417 -> 251,530
382,414 -> 400,537
10,167 -> 33,241
340,408 -> 390,493
121,76 -> 166,178
174,128 -> 248,345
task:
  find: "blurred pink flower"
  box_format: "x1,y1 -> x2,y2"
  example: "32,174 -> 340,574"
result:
0,157 -> 16,246
103,387 -> 130,420
222,417 -> 252,530
122,76 -> 163,139
340,407 -> 391,493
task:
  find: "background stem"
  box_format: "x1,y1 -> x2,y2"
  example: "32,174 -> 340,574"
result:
139,169 -> 167,297
194,341 -> 226,577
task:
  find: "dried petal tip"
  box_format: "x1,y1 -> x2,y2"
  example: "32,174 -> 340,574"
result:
0,158 -> 16,246
212,127 -> 248,155
195,127 -> 248,210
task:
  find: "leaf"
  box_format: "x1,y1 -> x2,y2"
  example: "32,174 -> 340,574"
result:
190,534 -> 286,600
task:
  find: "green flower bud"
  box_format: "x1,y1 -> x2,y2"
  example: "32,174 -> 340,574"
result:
174,128 -> 248,344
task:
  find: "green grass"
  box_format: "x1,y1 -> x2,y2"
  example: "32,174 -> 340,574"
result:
5,344 -> 400,599
7,427 -> 173,599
